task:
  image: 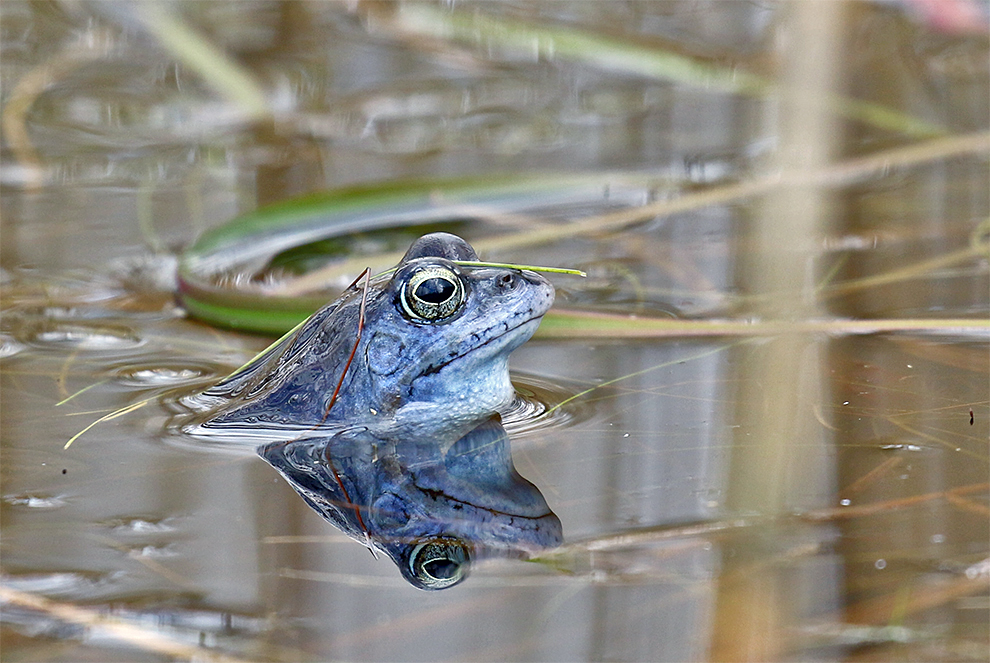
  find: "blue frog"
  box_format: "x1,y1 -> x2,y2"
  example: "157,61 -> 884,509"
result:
194,232 -> 562,589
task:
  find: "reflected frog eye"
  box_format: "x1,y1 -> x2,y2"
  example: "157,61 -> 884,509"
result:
409,537 -> 469,589
400,267 -> 464,322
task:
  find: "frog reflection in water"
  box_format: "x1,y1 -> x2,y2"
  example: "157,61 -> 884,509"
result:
197,233 -> 562,589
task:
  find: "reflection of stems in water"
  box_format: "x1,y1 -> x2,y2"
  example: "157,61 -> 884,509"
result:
506,129 -> 990,260
382,3 -> 945,137
714,2 -> 839,658
132,4 -> 271,122
801,481 -> 990,521
536,482 -> 988,575
230,129 -> 990,303
545,339 -> 747,414
883,417 -> 988,461
839,456 -> 904,498
823,234 -> 989,298
0,586 -> 251,663
844,569 -> 989,626
174,129 -> 990,335
1,29 -> 116,191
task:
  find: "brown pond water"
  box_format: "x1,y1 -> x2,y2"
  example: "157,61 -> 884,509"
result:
1,2 -> 988,662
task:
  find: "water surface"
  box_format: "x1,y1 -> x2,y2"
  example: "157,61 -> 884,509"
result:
2,2 -> 988,661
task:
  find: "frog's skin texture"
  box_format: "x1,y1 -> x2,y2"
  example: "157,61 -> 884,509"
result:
198,233 -> 554,441
195,233 -> 561,589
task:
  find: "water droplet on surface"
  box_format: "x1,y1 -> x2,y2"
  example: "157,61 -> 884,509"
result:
126,544 -> 178,559
113,363 -> 212,386
103,516 -> 177,535
874,559 -> 887,570
880,443 -> 923,452
3,494 -> 69,509
22,322 -> 142,351
0,333 -> 26,358
840,498 -> 851,506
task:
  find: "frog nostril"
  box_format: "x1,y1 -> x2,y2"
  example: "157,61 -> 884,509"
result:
497,273 -> 516,290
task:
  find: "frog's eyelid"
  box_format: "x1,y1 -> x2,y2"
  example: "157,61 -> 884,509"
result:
372,261 -> 586,279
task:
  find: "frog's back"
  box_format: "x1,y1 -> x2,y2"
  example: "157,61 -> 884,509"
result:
199,292 -> 364,428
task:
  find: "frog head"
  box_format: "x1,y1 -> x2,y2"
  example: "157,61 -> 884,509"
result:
202,232 -> 554,441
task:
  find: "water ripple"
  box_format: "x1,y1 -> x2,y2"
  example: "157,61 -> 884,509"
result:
502,372 -> 593,439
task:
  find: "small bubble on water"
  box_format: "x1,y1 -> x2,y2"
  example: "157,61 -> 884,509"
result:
931,534 -> 945,544
840,498 -> 851,506
126,368 -> 203,384
875,559 -> 887,570
0,334 -> 26,358
27,325 -> 143,351
4,494 -> 68,509
965,559 -> 990,579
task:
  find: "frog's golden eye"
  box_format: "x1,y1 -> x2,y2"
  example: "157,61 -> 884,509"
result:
400,266 -> 464,322
409,537 -> 469,589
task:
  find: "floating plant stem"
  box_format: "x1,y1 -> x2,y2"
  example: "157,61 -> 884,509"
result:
546,340 -> 748,413
54,381 -> 107,407
63,400 -> 150,450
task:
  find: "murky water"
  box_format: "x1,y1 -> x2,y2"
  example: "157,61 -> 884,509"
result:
2,2 -> 988,661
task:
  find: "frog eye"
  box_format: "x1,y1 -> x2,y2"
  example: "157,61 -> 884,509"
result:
400,266 -> 464,322
409,537 -> 469,589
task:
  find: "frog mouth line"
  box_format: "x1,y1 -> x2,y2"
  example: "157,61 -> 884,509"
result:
423,314 -> 545,376
375,487 -> 555,526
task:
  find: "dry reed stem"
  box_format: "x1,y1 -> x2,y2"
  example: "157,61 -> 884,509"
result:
840,456 -> 905,498
844,573 -> 989,625
802,482 -> 990,521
